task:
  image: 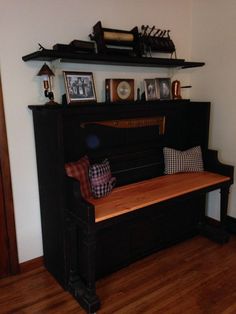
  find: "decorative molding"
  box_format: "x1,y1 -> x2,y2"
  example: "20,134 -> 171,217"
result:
0,77 -> 19,275
80,116 -> 166,134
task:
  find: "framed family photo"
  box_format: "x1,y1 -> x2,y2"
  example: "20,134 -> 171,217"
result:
144,78 -> 171,101
158,78 -> 171,100
144,79 -> 159,101
63,71 -> 97,104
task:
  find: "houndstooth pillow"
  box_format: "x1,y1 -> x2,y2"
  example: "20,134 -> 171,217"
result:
89,159 -> 116,198
163,146 -> 204,175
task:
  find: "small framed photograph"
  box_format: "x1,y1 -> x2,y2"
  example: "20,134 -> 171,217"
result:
63,71 -> 97,104
144,79 -> 159,101
157,78 -> 171,100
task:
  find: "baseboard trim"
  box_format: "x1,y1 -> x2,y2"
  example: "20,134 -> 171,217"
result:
205,216 -> 220,227
19,256 -> 44,273
18,216 -> 236,274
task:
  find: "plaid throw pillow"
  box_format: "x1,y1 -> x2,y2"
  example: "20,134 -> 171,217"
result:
163,146 -> 204,175
65,155 -> 92,199
89,159 -> 116,198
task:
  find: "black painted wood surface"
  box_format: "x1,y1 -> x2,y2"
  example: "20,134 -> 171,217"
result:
29,100 -> 233,313
22,49 -> 205,68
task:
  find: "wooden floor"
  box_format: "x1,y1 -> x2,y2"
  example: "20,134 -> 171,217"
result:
1,235 -> 236,313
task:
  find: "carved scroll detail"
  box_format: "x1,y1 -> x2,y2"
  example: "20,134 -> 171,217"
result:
80,116 -> 166,135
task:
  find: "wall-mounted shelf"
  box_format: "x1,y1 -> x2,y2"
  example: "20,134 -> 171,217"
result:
22,49 -> 205,69
28,99 -> 192,112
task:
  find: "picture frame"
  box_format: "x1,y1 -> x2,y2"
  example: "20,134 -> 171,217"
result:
144,78 -> 159,101
63,71 -> 97,104
157,78 -> 171,100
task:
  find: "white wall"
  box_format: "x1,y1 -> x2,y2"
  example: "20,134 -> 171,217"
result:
191,0 -> 236,219
0,0 -> 195,262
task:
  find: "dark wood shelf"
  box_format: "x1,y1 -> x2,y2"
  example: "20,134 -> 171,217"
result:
22,49 -> 205,69
28,99 -> 192,111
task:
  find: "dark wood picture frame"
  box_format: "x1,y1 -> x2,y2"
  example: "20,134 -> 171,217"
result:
144,78 -> 159,101
63,71 -> 97,104
157,78 -> 171,100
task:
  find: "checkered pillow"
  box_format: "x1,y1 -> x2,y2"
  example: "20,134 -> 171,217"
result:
163,146 -> 204,175
89,159 -> 116,198
65,155 -> 92,199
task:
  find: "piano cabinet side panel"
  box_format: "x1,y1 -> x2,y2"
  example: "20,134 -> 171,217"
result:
32,111 -> 69,288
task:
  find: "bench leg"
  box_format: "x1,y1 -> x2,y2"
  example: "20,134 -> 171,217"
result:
218,185 -> 230,242
67,221 -> 100,314
200,186 -> 230,243
81,230 -> 100,313
220,186 -> 230,228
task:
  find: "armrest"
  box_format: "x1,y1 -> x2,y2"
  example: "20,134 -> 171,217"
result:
203,149 -> 234,184
66,177 -> 95,225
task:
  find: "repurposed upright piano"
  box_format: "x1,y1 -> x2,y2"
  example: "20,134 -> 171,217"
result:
29,100 -> 234,313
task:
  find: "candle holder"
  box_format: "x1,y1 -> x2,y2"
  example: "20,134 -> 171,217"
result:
37,63 -> 56,104
171,80 -> 182,100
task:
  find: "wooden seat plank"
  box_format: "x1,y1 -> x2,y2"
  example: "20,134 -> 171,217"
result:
88,171 -> 230,223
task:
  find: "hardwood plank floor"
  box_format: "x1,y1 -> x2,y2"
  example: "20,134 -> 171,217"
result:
1,235 -> 236,313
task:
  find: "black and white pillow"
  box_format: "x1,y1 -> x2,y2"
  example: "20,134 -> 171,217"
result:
163,146 -> 204,175
89,159 -> 116,198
